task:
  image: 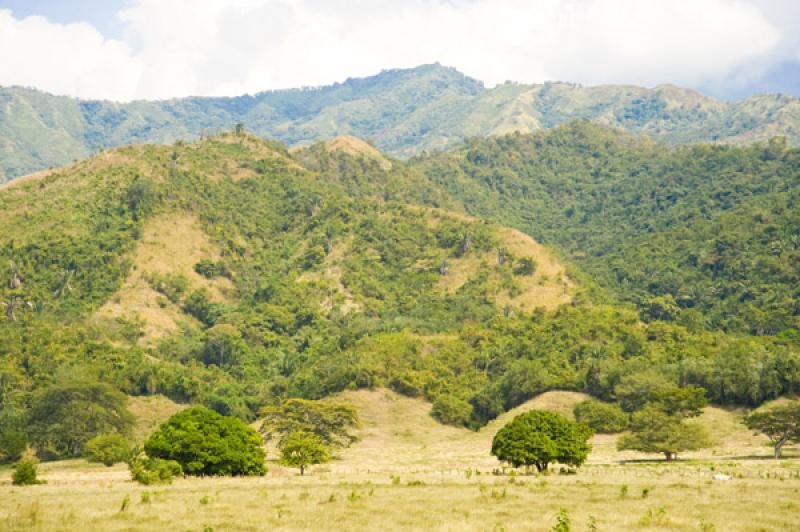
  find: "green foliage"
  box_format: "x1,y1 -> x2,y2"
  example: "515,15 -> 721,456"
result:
12,458 -> 44,486
617,406 -> 712,460
129,453 -> 183,485
85,434 -> 135,467
743,402 -> 800,458
260,399 -> 359,448
4,66 -> 800,183
431,395 -> 473,426
144,406 -> 266,476
27,379 -> 134,458
573,400 -> 629,433
491,410 -> 592,472
415,122 -> 800,338
0,430 -> 27,463
278,431 -> 331,475
194,259 -> 227,279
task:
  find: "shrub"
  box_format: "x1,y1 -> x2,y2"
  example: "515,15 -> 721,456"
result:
573,399 -> 629,433
12,458 -> 44,486
431,395 -> 472,426
85,433 -> 135,466
194,259 -> 227,279
129,454 -> 183,485
144,406 -> 266,476
491,410 -> 593,472
513,257 -> 537,276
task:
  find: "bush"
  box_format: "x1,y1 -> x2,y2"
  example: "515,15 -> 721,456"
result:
0,430 -> 27,463
573,399 -> 629,433
85,434 -> 134,466
513,257 -> 537,276
144,406 -> 266,476
129,454 -> 183,485
12,458 -> 44,486
194,259 -> 227,279
431,395 -> 472,426
491,410 -> 593,472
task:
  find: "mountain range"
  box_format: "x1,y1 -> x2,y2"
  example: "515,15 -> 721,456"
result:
2,63 -> 800,183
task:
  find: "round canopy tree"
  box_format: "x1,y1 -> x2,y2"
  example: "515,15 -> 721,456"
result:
145,406 -> 265,476
491,410 -> 592,472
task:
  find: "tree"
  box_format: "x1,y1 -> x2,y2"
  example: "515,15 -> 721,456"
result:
85,434 -> 135,467
573,399 -> 629,433
650,386 -> 708,418
28,380 -> 134,457
145,406 -> 265,476
617,406 -> 711,460
260,398 -> 359,448
491,410 -> 592,472
0,430 -> 27,463
743,402 -> 800,459
1,296 -> 33,321
279,431 -> 330,475
201,324 -> 244,367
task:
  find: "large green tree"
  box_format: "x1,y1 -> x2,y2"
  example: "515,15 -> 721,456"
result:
27,380 -> 134,458
260,398 -> 360,448
145,406 -> 266,476
743,402 -> 800,459
617,406 -> 711,460
491,410 -> 592,472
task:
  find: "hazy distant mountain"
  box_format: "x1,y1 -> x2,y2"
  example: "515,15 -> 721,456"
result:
2,63 -> 799,182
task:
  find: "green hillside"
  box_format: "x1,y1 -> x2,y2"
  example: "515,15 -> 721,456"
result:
1,128 -> 798,464
410,122 -> 800,338
3,64 -> 800,182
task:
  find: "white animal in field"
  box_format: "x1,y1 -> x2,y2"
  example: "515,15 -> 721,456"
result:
713,474 -> 732,481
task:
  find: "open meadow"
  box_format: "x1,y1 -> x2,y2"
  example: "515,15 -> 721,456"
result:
2,390 -> 798,531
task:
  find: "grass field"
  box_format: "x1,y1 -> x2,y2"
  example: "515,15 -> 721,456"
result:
2,390 -> 799,531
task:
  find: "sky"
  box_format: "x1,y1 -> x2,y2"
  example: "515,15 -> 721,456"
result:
0,0 -> 798,102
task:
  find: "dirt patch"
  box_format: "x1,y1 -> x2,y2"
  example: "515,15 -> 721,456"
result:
96,213 -> 234,341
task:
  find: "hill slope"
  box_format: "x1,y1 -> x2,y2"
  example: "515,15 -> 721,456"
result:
3,64 -> 800,182
1,130 -> 798,461
411,122 -> 800,338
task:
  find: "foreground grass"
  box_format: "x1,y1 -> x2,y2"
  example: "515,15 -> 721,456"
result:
3,390 -> 798,530
2,459 -> 799,531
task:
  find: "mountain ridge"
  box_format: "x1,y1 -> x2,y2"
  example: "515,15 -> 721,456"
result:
2,63 -> 800,182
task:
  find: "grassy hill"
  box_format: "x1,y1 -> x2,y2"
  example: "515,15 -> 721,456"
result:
0,128 -> 798,468
3,64 -> 800,182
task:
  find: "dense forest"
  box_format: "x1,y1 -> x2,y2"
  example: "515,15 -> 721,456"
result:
0,125 -> 798,461
412,122 -> 800,338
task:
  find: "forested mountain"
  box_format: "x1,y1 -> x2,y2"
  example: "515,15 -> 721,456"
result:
410,122 -> 800,338
3,64 -> 800,183
3,128 -> 797,459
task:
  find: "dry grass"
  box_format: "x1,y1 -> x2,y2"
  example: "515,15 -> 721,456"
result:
1,389 -> 798,531
127,395 -> 187,443
95,213 -> 234,341
326,136 -> 392,170
432,212 -> 573,311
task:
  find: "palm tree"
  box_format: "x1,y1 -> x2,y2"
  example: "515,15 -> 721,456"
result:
54,269 -> 75,298
8,261 -> 21,290
1,296 -> 33,321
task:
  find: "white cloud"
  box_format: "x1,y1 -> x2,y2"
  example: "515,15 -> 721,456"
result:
0,0 -> 790,101
0,10 -> 141,101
